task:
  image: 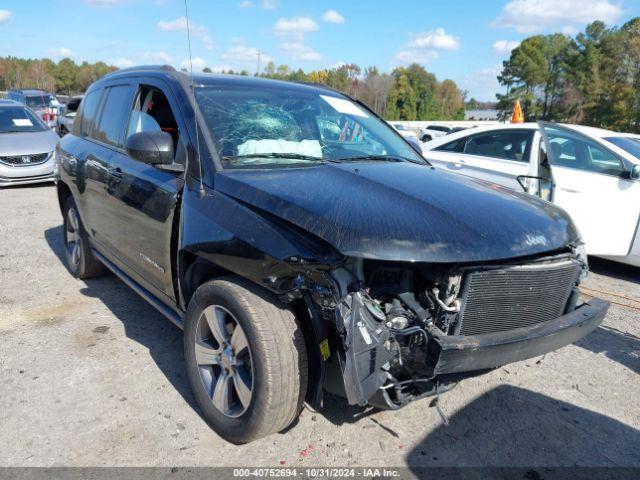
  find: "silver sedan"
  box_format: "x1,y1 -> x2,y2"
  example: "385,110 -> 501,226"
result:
0,100 -> 60,187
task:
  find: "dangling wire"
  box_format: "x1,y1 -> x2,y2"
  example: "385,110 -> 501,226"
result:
184,0 -> 205,197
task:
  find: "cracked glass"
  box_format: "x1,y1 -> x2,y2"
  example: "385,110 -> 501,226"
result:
195,85 -> 425,169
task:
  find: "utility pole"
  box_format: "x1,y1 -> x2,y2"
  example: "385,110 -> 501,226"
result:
255,51 -> 263,76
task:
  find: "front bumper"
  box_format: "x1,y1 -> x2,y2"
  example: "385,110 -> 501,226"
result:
0,158 -> 56,187
428,298 -> 609,375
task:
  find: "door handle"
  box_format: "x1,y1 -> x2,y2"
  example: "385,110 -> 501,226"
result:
558,186 -> 580,194
107,167 -> 124,181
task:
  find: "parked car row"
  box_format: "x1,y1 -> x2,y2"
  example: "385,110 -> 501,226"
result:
390,122 -> 470,143
56,95 -> 83,136
422,122 -> 640,266
6,89 -> 61,130
420,124 -> 468,142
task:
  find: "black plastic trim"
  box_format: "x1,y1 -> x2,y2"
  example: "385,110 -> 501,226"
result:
429,298 -> 609,375
92,248 -> 184,329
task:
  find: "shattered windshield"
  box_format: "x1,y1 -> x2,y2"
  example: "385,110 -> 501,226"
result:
194,84 -> 425,169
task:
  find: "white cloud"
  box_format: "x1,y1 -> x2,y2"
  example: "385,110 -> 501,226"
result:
323,10 -> 345,24
333,61 -> 346,69
495,0 -> 623,33
0,9 -> 12,22
180,57 -> 207,72
492,40 -> 520,55
48,47 -> 73,58
395,49 -> 439,64
394,28 -> 458,65
461,64 -> 503,101
280,42 -> 321,61
261,0 -> 278,10
239,0 -> 252,8
408,28 -> 460,51
221,45 -> 273,64
274,16 -> 319,36
157,16 -> 213,50
274,16 -> 320,61
144,51 -> 173,63
114,58 -> 134,68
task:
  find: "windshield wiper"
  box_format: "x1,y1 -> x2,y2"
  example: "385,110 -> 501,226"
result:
330,154 -> 421,164
223,153 -> 325,162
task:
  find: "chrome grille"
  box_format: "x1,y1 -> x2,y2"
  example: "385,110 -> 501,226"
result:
458,259 -> 580,336
0,152 -> 49,166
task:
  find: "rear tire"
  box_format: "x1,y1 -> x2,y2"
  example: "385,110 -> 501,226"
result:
62,196 -> 106,279
184,276 -> 308,444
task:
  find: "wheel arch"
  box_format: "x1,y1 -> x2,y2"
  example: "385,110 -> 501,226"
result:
56,180 -> 73,215
178,253 -> 323,407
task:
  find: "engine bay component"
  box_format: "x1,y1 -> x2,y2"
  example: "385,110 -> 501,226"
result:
327,254 -> 606,409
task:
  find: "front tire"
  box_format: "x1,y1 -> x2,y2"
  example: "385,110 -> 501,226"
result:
184,277 -> 308,444
62,196 -> 105,279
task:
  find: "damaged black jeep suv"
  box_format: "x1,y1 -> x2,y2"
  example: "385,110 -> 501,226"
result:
55,66 -> 608,443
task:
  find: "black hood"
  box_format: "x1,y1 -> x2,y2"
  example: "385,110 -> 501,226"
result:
215,162 -> 579,263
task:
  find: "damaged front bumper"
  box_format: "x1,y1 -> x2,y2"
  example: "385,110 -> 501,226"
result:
339,293 -> 608,407
428,298 -> 608,375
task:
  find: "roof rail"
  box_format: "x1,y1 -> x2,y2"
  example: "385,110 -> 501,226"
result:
103,64 -> 177,78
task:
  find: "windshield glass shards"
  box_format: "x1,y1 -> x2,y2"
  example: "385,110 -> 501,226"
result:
195,85 -> 426,169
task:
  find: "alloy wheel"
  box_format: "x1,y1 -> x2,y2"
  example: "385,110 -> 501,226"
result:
194,305 -> 254,418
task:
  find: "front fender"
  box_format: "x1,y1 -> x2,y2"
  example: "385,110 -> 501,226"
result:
179,183 -> 342,295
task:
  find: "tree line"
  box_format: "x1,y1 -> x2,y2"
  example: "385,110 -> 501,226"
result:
253,62 -> 466,120
0,55 -> 465,121
498,17 -> 640,132
0,57 -> 116,95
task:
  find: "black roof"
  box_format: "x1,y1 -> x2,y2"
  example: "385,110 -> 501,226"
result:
98,64 -> 341,96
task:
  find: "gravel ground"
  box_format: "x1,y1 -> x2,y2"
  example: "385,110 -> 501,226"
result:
0,184 -> 639,470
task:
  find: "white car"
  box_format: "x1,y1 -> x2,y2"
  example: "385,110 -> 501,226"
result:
422,122 -> 640,267
420,125 -> 450,142
390,122 -> 418,140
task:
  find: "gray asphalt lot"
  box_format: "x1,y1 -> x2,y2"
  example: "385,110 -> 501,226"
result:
0,184 -> 639,470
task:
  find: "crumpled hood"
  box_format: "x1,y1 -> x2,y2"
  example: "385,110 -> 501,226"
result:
0,130 -> 59,156
215,162 -> 579,263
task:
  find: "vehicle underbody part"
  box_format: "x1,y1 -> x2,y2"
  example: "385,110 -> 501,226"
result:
288,250 -> 605,410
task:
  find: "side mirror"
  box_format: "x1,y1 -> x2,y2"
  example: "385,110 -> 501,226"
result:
125,131 -> 174,166
630,164 -> 640,180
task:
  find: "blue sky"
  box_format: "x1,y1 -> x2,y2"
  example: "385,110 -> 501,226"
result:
0,0 -> 638,100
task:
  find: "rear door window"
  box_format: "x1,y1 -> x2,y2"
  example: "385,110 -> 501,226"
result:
93,85 -> 132,147
79,89 -> 103,138
463,130 -> 533,162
